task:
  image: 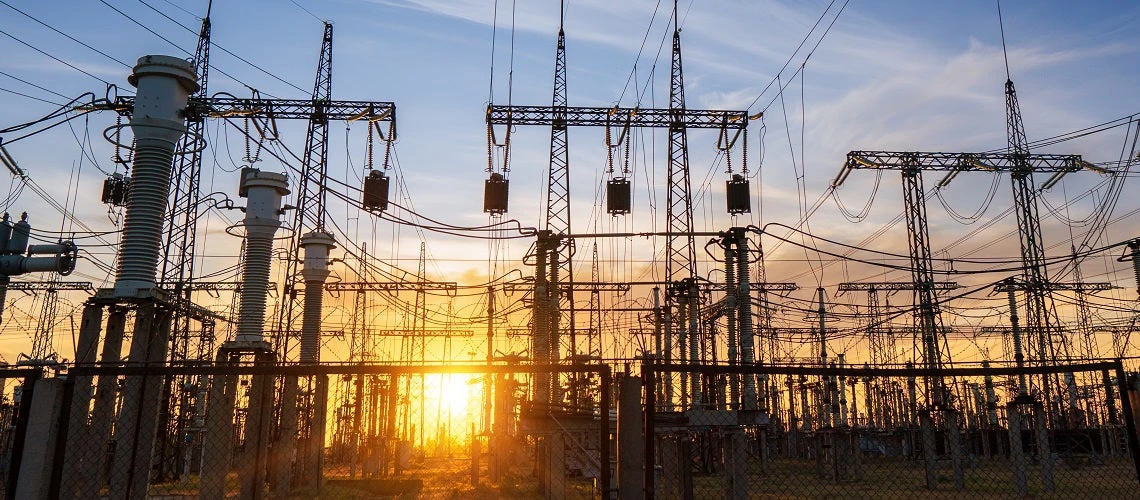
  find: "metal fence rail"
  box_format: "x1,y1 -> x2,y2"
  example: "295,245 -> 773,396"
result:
0,363 -> 611,499
641,360 -> 1140,499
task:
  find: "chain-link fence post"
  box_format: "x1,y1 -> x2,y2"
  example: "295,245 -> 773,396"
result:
920,409 -> 937,490
1033,401 -> 1055,492
1008,401 -> 1028,496
945,408 -> 964,491
643,366 -> 656,500
1115,363 -> 1140,483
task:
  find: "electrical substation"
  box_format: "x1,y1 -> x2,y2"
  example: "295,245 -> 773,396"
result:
0,0 -> 1138,498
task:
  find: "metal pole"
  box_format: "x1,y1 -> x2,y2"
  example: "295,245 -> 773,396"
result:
1008,402 -> 1028,496
1114,364 -> 1140,482
643,366 -> 656,500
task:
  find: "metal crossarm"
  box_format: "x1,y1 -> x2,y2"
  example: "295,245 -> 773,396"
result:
838,150 -> 1091,179
89,96 -> 396,124
324,281 -> 458,292
487,105 -> 747,129
7,281 -> 93,291
838,281 -> 960,292
993,279 -> 1116,293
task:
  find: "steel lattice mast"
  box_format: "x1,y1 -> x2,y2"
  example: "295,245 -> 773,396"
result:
276,21 -> 334,355
901,167 -> 951,404
156,6 -> 212,481
541,5 -> 572,406
834,163 -> 962,392
160,2 -> 213,357
665,3 -> 701,408
1003,76 -> 1070,406
836,145 -> 1097,406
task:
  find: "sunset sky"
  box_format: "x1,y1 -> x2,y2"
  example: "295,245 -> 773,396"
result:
1,0 -> 1138,366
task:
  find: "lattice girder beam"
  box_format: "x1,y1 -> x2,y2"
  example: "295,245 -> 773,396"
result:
838,150 -> 1093,175
87,96 -> 396,124
487,105 -> 747,129
837,281 -> 960,293
323,281 -> 458,292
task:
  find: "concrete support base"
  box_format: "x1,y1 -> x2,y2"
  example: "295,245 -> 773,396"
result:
238,352 -> 275,499
59,304 -> 104,499
109,304 -> 173,500
301,375 -> 329,491
272,375 -> 299,494
617,376 -> 644,500
543,433 -> 566,500
722,431 -> 747,500
85,307 -> 127,498
199,352 -> 238,500
14,378 -> 63,500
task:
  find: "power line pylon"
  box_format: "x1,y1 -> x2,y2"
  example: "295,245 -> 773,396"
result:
835,147 -> 1098,407
545,5 -> 574,404
155,7 -> 212,481
665,2 -> 702,408
276,22 -> 336,492
161,2 -> 212,361
834,156 -> 966,406
484,2 -> 749,410
588,242 -> 601,362
25,278 -> 61,365
277,21 -> 335,355
1003,75 -> 1072,413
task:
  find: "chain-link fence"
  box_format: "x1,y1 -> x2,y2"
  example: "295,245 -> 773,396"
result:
642,361 -> 1140,499
3,360 -> 1137,498
0,362 -> 611,499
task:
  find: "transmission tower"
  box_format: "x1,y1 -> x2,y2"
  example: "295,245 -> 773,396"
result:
665,1 -> 701,408
483,0 -> 748,409
276,22 -> 335,355
545,5 -> 574,400
160,2 -> 213,361
834,158 -> 962,405
155,7 -> 212,481
26,279 -> 61,364
836,148 -> 1097,406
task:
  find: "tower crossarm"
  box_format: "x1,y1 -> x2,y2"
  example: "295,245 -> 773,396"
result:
368,328 -> 473,337
324,281 -> 458,292
7,281 -> 93,292
834,150 -> 1094,186
179,281 -> 279,292
837,281 -> 959,293
993,279 -> 1116,293
89,96 -> 396,124
752,282 -> 799,292
487,105 -> 747,129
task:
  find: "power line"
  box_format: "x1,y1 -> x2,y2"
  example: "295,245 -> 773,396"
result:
288,0 -> 324,23
0,85 -> 64,106
132,0 -> 310,95
99,0 -> 192,57
0,28 -> 114,86
0,0 -> 131,69
755,0 -> 851,116
0,69 -> 70,100
743,0 -> 839,112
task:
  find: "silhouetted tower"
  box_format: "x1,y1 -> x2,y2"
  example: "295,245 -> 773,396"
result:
544,4 -> 574,403
161,1 -> 213,361
276,21 -> 335,354
998,3 -> 1072,410
665,0 -> 701,407
156,6 -> 213,481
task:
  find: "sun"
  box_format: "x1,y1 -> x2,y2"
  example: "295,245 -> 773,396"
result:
426,374 -> 477,417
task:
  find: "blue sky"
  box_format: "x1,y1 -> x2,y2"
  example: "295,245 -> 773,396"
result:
1,1 -> 1138,361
